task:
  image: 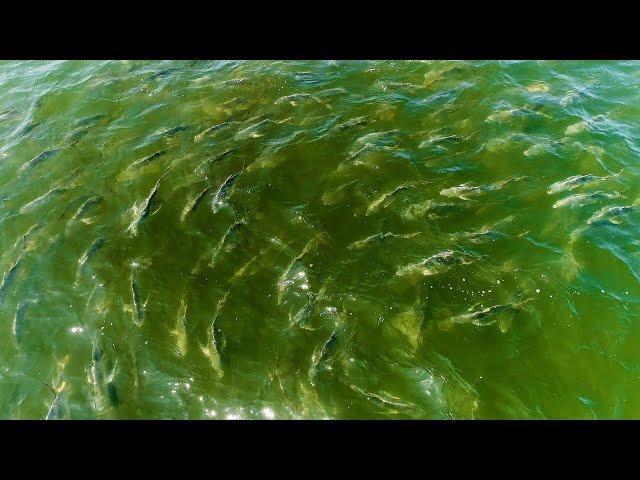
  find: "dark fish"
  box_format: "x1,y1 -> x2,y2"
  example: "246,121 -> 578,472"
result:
72,196 -> 103,221
130,149 -> 168,169
18,121 -> 41,137
181,185 -> 213,221
18,148 -> 62,173
212,171 -> 242,212
78,238 -> 106,269
131,275 -> 144,326
197,148 -> 235,172
0,259 -> 21,305
106,382 -> 119,407
128,174 -> 165,235
76,114 -> 108,127
65,126 -> 91,144
161,125 -> 189,137
149,67 -> 177,80
20,187 -> 67,214
194,121 -> 233,142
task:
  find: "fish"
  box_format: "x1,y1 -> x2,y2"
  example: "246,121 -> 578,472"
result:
20,187 -> 67,214
75,114 -> 108,127
12,222 -> 44,253
337,116 -> 369,131
547,171 -> 622,195
277,232 -> 329,305
526,83 -> 550,93
586,205 -> 636,226
440,176 -> 526,201
71,196 -> 103,223
156,125 -> 189,138
321,179 -> 360,205
275,93 -> 331,109
450,229 -> 507,244
127,173 -> 166,236
418,134 -> 465,149
180,185 -> 213,221
200,293 -> 226,376
349,384 -> 411,409
0,259 -> 22,305
308,330 -> 340,386
18,148 -> 62,174
439,299 -> 533,332
106,382 -> 119,407
366,184 -> 414,215
12,299 -> 32,345
18,121 -> 42,137
78,238 -> 106,271
149,67 -> 177,80
396,250 -> 472,278
347,232 -> 420,250
234,118 -> 274,140
130,274 -> 144,327
553,191 -> 622,209
288,279 -> 331,330
171,296 -> 188,357
196,148 -> 235,172
193,121 -> 234,143
189,220 -> 246,275
44,356 -> 70,420
212,171 -> 242,213
401,200 -> 463,221
130,149 -> 168,169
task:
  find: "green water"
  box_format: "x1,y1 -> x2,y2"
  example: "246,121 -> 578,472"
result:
0,60 -> 639,419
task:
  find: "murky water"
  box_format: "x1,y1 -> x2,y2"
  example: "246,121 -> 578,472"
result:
0,60 -> 639,419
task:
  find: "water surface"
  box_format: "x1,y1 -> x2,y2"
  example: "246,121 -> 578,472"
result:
0,60 -> 639,419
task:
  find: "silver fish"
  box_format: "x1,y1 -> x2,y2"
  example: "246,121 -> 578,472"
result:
553,191 -> 621,209
547,170 -> 622,195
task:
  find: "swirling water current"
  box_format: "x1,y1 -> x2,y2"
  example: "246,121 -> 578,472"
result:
0,60 -> 639,419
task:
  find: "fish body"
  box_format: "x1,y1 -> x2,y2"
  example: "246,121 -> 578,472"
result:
194,121 -> 234,143
347,232 -> 420,250
128,174 -> 165,236
553,191 -> 621,209
78,238 -> 106,270
0,259 -> 22,304
130,275 -> 144,327
337,116 -> 369,130
440,299 -> 533,332
212,171 -> 242,212
197,148 -> 235,172
366,184 -> 413,215
547,171 -> 621,195
18,148 -> 62,174
171,297 -> 188,357
181,185 -> 213,221
20,187 -> 67,214
396,250 -> 471,278
130,149 -> 167,169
